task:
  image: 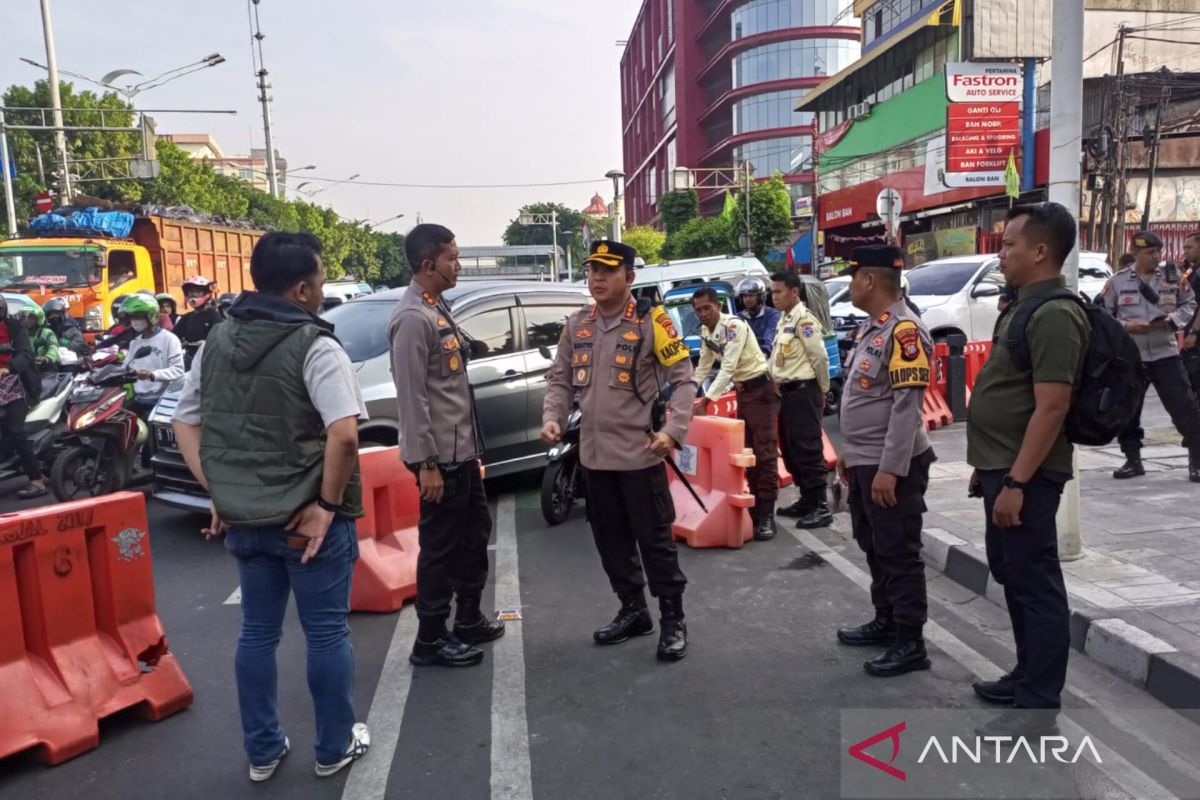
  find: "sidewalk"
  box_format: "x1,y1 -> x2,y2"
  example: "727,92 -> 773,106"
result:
915,392 -> 1200,714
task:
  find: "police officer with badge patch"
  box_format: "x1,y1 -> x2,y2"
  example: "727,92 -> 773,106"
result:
833,245 -> 937,677
691,286 -> 779,541
1099,231 -> 1200,482
389,224 -> 505,669
542,240 -> 698,661
769,270 -> 831,529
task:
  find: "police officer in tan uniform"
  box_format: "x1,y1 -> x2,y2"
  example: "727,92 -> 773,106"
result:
769,270 -> 831,529
691,286 -> 779,541
1099,231 -> 1200,482
834,245 -> 937,677
542,240 -> 698,661
389,223 -> 505,669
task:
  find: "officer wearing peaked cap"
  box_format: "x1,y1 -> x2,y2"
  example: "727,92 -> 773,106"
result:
542,240 -> 699,661
835,244 -> 937,677
1099,230 -> 1200,482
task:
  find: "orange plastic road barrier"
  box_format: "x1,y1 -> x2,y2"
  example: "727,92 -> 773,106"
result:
667,415 -> 756,548
922,385 -> 954,431
351,446 -> 420,613
963,341 -> 993,392
0,492 -> 193,765
707,390 -> 835,485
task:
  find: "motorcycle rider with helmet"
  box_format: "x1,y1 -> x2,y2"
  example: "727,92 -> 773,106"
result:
43,297 -> 88,357
0,296 -> 48,498
16,305 -> 60,371
121,294 -> 184,417
737,276 -> 781,354
173,275 -> 223,368
217,292 -> 238,319
157,292 -> 179,326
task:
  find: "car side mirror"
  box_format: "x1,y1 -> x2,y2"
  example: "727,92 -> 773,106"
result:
537,345 -> 553,360
971,284 -> 1002,298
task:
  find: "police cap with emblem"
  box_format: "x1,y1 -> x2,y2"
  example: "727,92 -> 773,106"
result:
583,239 -> 639,270
842,244 -> 906,275
1131,231 -> 1163,250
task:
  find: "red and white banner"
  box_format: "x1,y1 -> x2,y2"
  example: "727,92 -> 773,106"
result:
943,63 -> 1023,188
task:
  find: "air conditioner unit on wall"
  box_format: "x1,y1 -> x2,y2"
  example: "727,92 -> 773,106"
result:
848,102 -> 872,120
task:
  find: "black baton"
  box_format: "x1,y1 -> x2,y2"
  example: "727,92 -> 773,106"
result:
646,428 -> 708,513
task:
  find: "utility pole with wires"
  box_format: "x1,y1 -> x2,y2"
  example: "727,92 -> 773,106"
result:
249,0 -> 280,199
39,0 -> 72,200
1140,83 -> 1171,228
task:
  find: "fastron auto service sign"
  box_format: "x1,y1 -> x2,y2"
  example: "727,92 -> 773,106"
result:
942,62 -> 1023,188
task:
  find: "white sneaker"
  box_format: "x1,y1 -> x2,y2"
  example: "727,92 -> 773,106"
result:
314,723 -> 370,777
249,737 -> 289,782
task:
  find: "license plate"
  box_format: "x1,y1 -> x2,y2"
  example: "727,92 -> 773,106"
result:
154,426 -> 176,448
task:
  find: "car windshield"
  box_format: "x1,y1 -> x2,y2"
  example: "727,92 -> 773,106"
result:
321,300 -> 393,362
666,302 -> 704,339
905,261 -> 984,296
0,248 -> 102,289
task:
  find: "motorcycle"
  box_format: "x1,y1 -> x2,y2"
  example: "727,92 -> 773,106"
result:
540,405 -> 582,526
0,347 -> 76,483
49,346 -> 152,501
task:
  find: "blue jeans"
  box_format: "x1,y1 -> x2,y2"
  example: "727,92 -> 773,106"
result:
224,516 -> 360,766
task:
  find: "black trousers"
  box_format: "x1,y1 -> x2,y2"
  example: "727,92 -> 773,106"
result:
980,468 -> 1070,710
582,464 -> 687,598
778,381 -> 826,497
1118,355 -> 1200,457
847,449 -> 935,630
412,460 -> 492,623
737,380 -> 780,500
0,398 -> 41,481
1183,347 -> 1200,403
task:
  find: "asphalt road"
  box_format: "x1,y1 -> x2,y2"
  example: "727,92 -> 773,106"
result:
2,395 -> 1199,799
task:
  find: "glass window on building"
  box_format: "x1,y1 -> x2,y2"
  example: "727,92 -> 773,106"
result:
732,40 -> 857,89
733,89 -> 813,135
731,0 -> 851,38
667,0 -> 674,43
666,137 -> 678,182
661,63 -> 676,128
648,165 -> 658,207
734,135 -> 813,178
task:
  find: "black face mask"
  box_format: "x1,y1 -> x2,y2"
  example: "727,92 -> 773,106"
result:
48,315 -> 65,332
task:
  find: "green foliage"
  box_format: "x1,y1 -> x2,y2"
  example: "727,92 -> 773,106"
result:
373,232 -> 410,287
668,215 -> 736,260
659,189 -> 698,236
503,201 -> 590,268
622,225 -> 665,264
735,175 -> 794,260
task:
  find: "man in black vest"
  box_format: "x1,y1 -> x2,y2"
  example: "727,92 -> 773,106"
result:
172,232 -> 371,782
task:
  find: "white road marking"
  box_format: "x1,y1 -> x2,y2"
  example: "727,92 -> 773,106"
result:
791,529 -> 1182,800
491,494 -> 533,800
340,605 -> 418,800
223,587 -> 241,605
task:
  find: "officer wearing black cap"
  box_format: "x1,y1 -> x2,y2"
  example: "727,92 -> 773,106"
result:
833,245 -> 936,676
1099,230 -> 1200,482
542,240 -> 698,661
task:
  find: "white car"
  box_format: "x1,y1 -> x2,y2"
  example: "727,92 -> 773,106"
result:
829,253 -> 1111,343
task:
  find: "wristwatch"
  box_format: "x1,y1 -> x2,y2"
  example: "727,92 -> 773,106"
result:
421,457 -> 438,470
316,495 -> 339,513
1002,475 -> 1027,491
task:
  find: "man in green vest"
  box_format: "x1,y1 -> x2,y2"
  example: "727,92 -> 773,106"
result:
172,232 -> 371,783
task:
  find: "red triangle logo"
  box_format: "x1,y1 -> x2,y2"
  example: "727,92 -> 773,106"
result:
848,721 -> 907,781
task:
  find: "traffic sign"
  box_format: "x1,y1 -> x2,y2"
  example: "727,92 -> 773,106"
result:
34,192 -> 54,214
875,188 -> 902,234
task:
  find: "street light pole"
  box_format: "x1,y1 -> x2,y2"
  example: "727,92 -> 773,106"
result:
606,169 -> 625,243
551,209 -> 560,282
39,0 -> 72,200
1,104 -> 18,237
250,0 -> 280,198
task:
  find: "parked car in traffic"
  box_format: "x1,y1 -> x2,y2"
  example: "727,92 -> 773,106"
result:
149,280 -> 592,512
631,253 -> 770,304
829,252 -> 1111,344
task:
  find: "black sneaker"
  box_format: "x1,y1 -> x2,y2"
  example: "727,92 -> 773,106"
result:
315,723 -> 371,778
837,616 -> 896,646
1113,458 -> 1144,479
1189,456 -> 1200,484
864,639 -> 931,677
973,672 -> 1017,705
796,501 -> 833,530
409,636 -> 484,667
594,602 -> 654,645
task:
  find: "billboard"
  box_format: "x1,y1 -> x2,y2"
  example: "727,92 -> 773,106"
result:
942,62 -> 1023,188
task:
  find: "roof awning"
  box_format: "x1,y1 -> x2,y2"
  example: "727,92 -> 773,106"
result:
795,0 -> 956,113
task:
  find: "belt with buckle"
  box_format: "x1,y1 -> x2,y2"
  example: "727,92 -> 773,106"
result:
734,374 -> 771,392
778,379 -> 816,393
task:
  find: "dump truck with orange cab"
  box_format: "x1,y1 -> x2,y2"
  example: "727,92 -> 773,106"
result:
0,213 -> 263,341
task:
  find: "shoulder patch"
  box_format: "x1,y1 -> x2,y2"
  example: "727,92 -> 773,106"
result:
651,305 -> 689,367
888,321 -> 930,388
800,323 -> 815,338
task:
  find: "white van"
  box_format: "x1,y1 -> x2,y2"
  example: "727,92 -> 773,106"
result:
630,253 -> 770,303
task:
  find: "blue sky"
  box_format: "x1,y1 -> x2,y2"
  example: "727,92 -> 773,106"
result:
1,0 -> 645,243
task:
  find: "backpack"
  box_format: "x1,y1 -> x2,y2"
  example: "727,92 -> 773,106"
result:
999,289 -> 1145,446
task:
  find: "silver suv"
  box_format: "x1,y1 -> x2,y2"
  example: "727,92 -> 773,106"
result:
149,280 -> 591,512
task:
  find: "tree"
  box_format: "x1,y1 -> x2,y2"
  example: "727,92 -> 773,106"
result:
374,232 -> 409,287
659,189 -> 698,236
503,202 -> 589,268
622,225 -> 665,264
735,175 -> 794,261
668,215 -> 736,260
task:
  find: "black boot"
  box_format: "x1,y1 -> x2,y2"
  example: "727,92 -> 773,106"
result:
837,613 -> 895,646
410,617 -> 484,667
753,498 -> 776,541
453,596 -> 506,645
864,627 -> 931,677
593,590 -> 654,645
795,498 -> 833,529
972,671 -> 1017,705
748,500 -> 761,529
657,594 -> 688,661
1189,454 -> 1200,483
1113,456 -> 1144,480
777,496 -> 815,518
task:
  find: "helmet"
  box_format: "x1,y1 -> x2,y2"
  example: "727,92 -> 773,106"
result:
120,294 -> 160,319
15,304 -> 45,326
182,275 -> 216,310
735,276 -> 768,297
44,297 -> 70,316
156,292 -> 175,304
217,292 -> 237,311
111,294 -> 130,319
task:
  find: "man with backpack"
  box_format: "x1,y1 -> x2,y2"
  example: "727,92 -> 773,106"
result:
1099,231 -> 1200,483
965,202 -> 1091,733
